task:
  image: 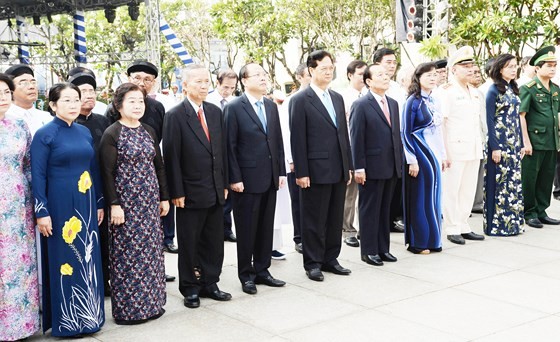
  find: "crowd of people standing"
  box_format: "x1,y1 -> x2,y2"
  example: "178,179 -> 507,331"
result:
1,43 -> 560,339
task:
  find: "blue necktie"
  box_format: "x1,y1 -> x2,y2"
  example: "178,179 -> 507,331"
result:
322,91 -> 337,127
256,101 -> 267,133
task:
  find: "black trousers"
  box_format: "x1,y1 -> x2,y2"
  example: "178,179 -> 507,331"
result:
287,172 -> 302,244
300,181 -> 345,270
99,210 -> 110,289
232,188 -> 276,283
162,203 -> 175,245
389,177 -> 403,223
223,196 -> 234,236
359,176 -> 397,256
176,204 -> 224,297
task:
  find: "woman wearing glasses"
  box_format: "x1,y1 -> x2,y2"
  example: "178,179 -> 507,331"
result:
483,54 -> 524,236
31,83 -> 105,337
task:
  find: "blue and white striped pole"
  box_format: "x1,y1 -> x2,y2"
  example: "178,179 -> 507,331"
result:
16,15 -> 30,64
159,17 -> 193,65
73,10 -> 87,64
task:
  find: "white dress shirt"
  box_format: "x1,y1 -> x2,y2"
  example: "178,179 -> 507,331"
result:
6,104 -> 52,137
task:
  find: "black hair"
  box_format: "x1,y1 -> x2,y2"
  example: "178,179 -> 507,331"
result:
489,54 -> 519,95
217,69 -> 238,84
408,62 -> 437,97
47,82 -> 81,115
307,50 -> 334,69
346,60 -> 367,80
484,58 -> 496,76
0,73 -> 15,92
110,82 -> 145,120
372,48 -> 396,63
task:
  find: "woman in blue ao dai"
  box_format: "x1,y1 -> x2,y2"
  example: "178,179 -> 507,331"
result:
402,63 -> 447,254
31,83 -> 105,337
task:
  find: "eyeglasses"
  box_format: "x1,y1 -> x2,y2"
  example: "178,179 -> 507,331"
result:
132,76 -> 155,84
17,80 -> 37,88
504,64 -> 519,70
80,89 -> 96,95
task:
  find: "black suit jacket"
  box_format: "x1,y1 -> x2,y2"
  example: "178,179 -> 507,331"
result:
225,94 -> 286,194
349,91 -> 403,179
163,99 -> 227,208
289,86 -> 353,184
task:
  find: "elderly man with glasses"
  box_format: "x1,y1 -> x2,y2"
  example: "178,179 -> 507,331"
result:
5,64 -> 52,135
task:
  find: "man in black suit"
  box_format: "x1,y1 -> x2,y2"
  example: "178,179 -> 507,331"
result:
163,64 -> 231,309
350,64 -> 402,266
225,63 -> 286,295
289,50 -> 353,282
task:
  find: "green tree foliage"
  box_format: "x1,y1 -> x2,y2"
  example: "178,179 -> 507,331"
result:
449,0 -> 560,58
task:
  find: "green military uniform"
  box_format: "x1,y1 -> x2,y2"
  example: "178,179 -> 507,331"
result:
519,48 -> 560,220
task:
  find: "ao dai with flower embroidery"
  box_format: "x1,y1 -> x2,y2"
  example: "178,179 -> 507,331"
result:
30,117 -> 105,336
0,118 -> 40,341
483,84 -> 524,236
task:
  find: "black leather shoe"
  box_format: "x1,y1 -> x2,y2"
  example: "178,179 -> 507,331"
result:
321,264 -> 351,275
166,274 -> 176,282
527,218 -> 544,228
391,220 -> 405,233
380,252 -> 397,262
447,235 -> 465,245
344,236 -> 360,247
163,243 -> 178,254
255,275 -> 286,287
184,294 -> 200,309
471,207 -> 483,214
539,216 -> 560,225
200,286 -> 232,301
306,268 -> 324,281
242,281 -> 257,294
294,243 -> 303,254
461,232 -> 485,240
361,254 -> 383,266
225,232 -> 237,242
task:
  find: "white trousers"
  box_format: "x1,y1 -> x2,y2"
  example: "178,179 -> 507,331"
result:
442,159 -> 480,235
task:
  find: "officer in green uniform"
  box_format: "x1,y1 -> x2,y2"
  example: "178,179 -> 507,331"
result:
519,46 -> 560,228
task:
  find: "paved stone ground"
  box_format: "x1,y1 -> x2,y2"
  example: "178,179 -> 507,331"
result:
29,199 -> 560,341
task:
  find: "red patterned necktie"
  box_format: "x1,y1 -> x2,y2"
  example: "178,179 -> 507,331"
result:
198,107 -> 210,141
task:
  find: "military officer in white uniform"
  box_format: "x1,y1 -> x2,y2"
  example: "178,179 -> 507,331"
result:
435,46 -> 486,245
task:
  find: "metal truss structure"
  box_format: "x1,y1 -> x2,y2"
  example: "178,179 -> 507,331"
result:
0,0 -> 161,70
422,0 -> 450,41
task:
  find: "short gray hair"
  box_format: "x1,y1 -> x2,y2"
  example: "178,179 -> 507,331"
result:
181,64 -> 207,84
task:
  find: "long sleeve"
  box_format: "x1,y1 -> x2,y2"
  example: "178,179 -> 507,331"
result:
145,124 -> 169,201
225,105 -> 242,184
486,85 -> 499,151
402,96 -> 419,164
274,105 -> 287,177
30,130 -> 52,218
162,110 -> 185,199
88,134 -> 105,209
99,124 -> 120,206
349,101 -> 366,171
22,121 -> 32,185
289,95 -> 309,178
